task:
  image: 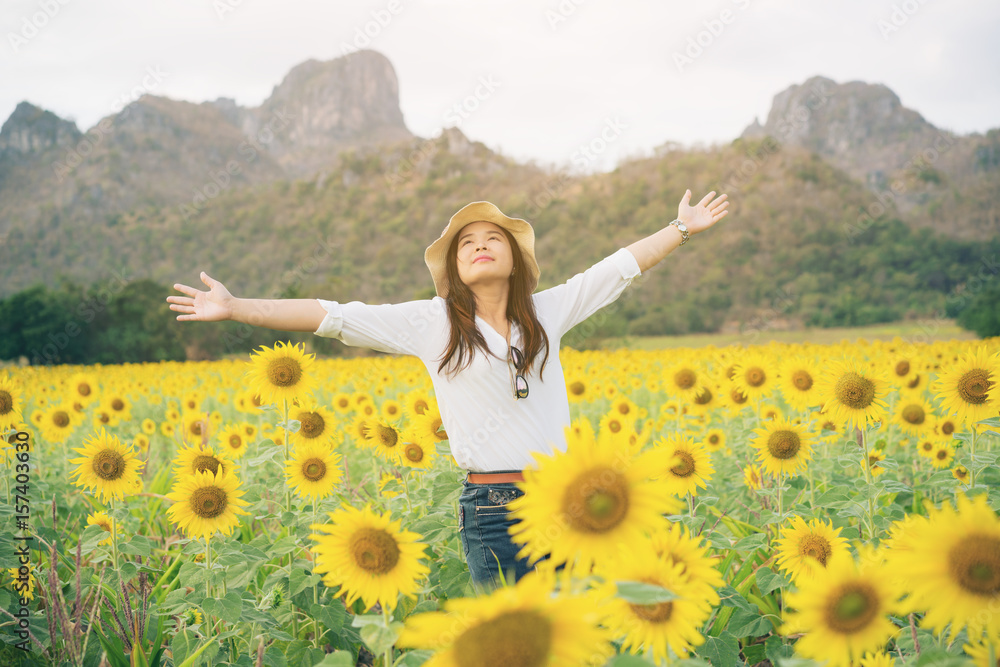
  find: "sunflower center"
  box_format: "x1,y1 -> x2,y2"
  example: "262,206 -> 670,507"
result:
901,404 -> 925,425
0,391 -> 12,414
190,486 -> 227,519
192,455 -> 222,475
957,369 -> 993,406
414,399 -> 428,414
569,381 -> 586,396
629,600 -> 674,623
791,370 -> 813,391
907,374 -> 921,389
299,412 -> 324,438
348,527 -> 400,575
454,610 -> 552,667
941,420 -> 955,435
921,441 -> 934,453
948,534 -> 1000,596
799,534 -> 833,566
670,451 -> 696,477
92,449 -> 125,481
190,421 -> 203,436
563,468 -> 630,534
617,403 -> 631,415
745,367 -> 766,387
834,372 -> 876,410
302,458 -> 326,481
266,356 -> 303,387
78,382 -> 92,396
111,398 -> 124,411
824,584 -> 879,634
674,369 -> 696,390
895,360 -> 910,376
97,520 -> 111,532
404,444 -> 424,462
767,430 -> 801,460
53,411 -> 70,428
694,387 -> 713,405
731,388 -> 749,404
228,435 -> 243,450
936,448 -> 949,461
376,424 -> 398,448
608,419 -> 622,433
708,434 -> 720,445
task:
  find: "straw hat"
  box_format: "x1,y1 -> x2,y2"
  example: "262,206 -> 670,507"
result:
424,201 -> 539,299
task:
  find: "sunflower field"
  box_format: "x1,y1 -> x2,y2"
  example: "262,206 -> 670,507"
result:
1,336 -> 999,667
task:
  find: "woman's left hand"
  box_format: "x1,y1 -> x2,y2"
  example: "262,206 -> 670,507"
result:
678,189 -> 729,234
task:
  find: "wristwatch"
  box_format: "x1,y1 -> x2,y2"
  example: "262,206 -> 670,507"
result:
668,219 -> 689,245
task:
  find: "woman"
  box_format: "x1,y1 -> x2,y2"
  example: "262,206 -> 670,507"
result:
167,190 -> 729,592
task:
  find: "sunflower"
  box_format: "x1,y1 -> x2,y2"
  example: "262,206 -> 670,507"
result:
866,449 -> 887,477
68,428 -> 145,503
653,435 -> 714,498
181,412 -> 210,444
132,433 -> 150,453
597,410 -> 628,437
8,562 -> 36,602
403,391 -> 435,419
782,545 -> 900,667
650,522 -> 724,598
40,404 -> 82,444
775,516 -> 850,584
951,465 -> 970,483
140,418 -> 156,436
964,637 -> 1000,667
244,340 -> 319,407
160,421 -> 176,438
703,428 -> 726,453
362,417 -> 403,463
411,410 -> 448,443
66,371 -> 99,406
892,399 -> 934,437
886,493 -> 1000,641
933,347 -> 1000,426
929,441 -> 956,469
308,504 -> 429,612
778,355 -> 823,413
743,464 -> 764,490
817,358 -> 890,431
285,443 -> 343,500
166,468 -> 250,539
288,403 -> 339,449
731,352 -> 775,402
858,651 -> 898,667
86,511 -> 118,546
597,546 -> 716,661
240,421 -> 258,441
380,398 -> 404,422
397,431 -> 436,469
933,415 -> 960,439
377,472 -> 401,499
723,383 -> 752,414
217,424 -> 249,458
759,402 -> 784,422
0,373 -> 24,431
397,568 -> 612,666
565,371 -> 593,403
507,424 -> 683,575
105,392 -> 133,422
172,443 -> 235,479
664,362 -> 703,398
687,380 -> 722,417
749,417 -> 815,477
812,408 -> 844,445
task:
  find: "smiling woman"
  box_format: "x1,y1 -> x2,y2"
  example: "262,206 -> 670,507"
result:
165,192 -> 729,591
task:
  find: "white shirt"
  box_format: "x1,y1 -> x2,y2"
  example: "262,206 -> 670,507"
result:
313,247 -> 642,472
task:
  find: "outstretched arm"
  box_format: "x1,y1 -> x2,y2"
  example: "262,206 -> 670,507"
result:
167,271 -> 328,333
626,189 -> 729,273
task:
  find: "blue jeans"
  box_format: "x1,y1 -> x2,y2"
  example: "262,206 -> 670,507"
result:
458,478 -> 546,592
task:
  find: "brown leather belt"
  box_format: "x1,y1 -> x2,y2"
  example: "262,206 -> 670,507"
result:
466,471 -> 524,484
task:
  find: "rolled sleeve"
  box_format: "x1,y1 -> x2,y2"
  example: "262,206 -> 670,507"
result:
609,247 -> 642,285
313,299 -> 344,338
312,298 -> 442,357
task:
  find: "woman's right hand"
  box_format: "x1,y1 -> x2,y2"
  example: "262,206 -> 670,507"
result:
167,272 -> 236,322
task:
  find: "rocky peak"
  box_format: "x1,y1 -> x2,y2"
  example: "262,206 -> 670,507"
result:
0,101 -> 81,156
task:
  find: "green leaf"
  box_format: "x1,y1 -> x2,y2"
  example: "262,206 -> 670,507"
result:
732,533 -> 768,552
360,620 -> 404,656
765,634 -> 795,664
606,655 -> 659,666
725,607 -> 772,638
756,567 -> 789,595
315,652 -> 355,667
615,580 -> 679,604
119,534 -> 154,558
309,601 -> 346,635
694,631 -> 740,667
716,585 -> 755,612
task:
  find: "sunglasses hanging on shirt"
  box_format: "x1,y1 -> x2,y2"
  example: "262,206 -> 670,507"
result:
508,345 -> 529,400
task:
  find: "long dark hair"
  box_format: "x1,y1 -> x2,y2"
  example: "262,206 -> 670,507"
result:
436,227 -> 551,381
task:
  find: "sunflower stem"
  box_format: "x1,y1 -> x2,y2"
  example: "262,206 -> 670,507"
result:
969,426 -> 978,489
110,497 -> 122,587
312,501 -> 321,649
402,470 -> 413,514
206,534 -> 214,633
687,492 -> 696,518
382,604 -> 393,667
860,427 -> 876,542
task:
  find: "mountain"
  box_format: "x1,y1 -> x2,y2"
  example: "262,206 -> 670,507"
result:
741,75 -> 999,239
0,63 -> 997,344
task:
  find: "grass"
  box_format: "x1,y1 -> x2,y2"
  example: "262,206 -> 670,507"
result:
598,319 -> 979,350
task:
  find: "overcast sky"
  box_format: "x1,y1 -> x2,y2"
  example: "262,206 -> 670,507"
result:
3,0 -> 999,172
